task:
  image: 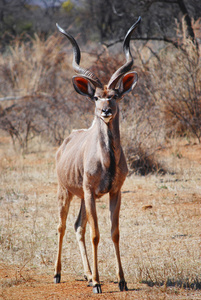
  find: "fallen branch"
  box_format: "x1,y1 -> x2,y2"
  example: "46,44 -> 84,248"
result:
0,92 -> 56,102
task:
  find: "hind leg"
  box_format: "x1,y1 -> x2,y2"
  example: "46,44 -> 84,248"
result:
109,190 -> 128,291
54,184 -> 73,283
75,199 -> 92,284
84,190 -> 101,293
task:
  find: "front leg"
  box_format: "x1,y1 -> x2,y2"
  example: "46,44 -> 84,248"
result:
109,190 -> 128,291
84,189 -> 102,294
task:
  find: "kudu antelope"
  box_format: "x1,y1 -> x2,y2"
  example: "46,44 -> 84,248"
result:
54,17 -> 141,294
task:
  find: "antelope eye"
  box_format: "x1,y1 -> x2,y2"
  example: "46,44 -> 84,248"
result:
113,94 -> 118,100
94,96 -> 98,101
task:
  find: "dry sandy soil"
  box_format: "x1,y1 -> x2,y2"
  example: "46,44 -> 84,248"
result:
0,136 -> 201,299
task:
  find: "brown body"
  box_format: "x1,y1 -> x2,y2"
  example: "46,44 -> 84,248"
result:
54,17 -> 141,294
57,105 -> 127,199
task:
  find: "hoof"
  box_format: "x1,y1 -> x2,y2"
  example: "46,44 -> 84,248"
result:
87,280 -> 93,287
84,275 -> 93,287
54,273 -> 61,284
119,280 -> 128,291
93,283 -> 102,294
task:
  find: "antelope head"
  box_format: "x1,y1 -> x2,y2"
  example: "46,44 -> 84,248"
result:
56,17 -> 141,124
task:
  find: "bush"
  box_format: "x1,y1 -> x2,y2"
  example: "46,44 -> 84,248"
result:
138,19 -> 201,143
0,33 -> 92,151
0,21 -> 200,172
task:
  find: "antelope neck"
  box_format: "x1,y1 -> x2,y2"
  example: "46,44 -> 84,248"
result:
94,112 -> 121,156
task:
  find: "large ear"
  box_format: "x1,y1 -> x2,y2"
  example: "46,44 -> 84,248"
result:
72,76 -> 95,98
118,71 -> 138,96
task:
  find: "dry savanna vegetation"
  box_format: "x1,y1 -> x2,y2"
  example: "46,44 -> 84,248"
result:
0,19 -> 201,299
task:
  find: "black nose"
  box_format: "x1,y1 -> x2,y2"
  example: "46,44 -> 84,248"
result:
102,108 -> 112,115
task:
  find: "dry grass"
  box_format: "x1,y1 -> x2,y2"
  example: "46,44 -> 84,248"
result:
0,135 -> 201,299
